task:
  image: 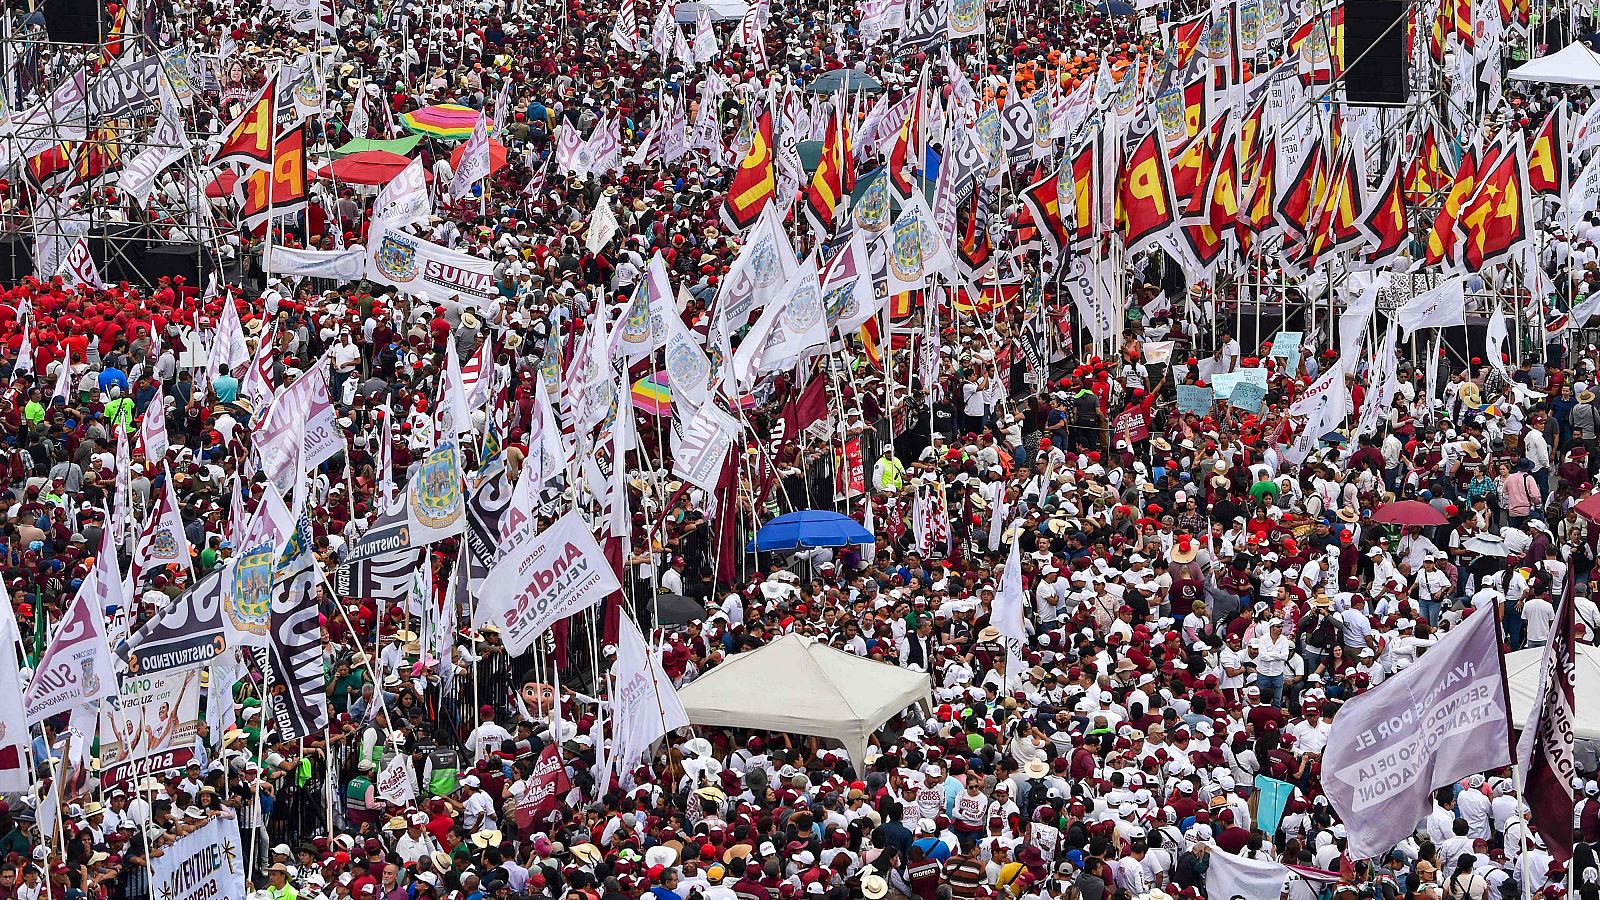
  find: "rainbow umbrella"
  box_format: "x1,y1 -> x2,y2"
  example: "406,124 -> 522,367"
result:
631,372 -> 672,416
399,103 -> 493,140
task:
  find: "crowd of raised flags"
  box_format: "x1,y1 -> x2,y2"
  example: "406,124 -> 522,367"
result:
0,0 -> 1591,896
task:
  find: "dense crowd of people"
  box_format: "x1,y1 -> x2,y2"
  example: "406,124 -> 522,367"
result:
0,0 -> 1592,898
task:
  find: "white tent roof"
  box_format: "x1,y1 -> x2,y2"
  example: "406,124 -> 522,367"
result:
676,633 -> 930,773
1509,42 -> 1600,86
673,0 -> 747,21
1505,643 -> 1600,740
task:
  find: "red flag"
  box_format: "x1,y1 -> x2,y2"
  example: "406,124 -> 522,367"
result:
1526,108 -> 1564,195
1359,162 -> 1410,265
1456,141 -> 1529,272
210,75 -> 278,169
1424,145 -> 1480,266
1020,169 -> 1070,259
1116,130 -> 1177,249
720,108 -> 776,231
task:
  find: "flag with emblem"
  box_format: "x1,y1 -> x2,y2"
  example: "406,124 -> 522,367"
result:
1405,125 -> 1452,203
1275,140 -> 1328,243
1456,140 -> 1530,272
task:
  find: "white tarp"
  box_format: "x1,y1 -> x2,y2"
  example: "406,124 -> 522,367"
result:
673,0 -> 747,21
1506,643 -> 1600,740
676,633 -> 929,773
1509,41 -> 1600,86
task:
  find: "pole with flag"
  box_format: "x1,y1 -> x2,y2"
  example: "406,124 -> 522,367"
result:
1515,572 -> 1577,864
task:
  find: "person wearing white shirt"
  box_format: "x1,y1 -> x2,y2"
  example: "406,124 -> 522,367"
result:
1521,594 -> 1556,647
1455,778 -> 1493,840
1248,620 -> 1293,706
460,777 -> 498,831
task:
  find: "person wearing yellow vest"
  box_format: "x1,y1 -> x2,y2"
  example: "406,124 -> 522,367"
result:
873,447 -> 905,493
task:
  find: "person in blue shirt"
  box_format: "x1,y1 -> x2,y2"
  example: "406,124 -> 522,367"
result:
648,869 -> 685,900
97,365 -> 128,393
212,365 -> 240,403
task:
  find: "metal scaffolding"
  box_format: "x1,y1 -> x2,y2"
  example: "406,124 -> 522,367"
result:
0,22 -> 232,288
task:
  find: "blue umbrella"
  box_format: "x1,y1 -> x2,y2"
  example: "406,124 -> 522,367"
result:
1095,0 -> 1135,14
750,510 -> 874,552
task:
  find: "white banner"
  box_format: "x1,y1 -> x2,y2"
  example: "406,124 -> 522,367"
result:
367,224 -> 498,309
0,597 -> 32,790
148,818 -> 246,900
58,234 -> 106,291
100,668 -> 203,768
480,511 -> 621,655
671,403 -> 740,491
1322,607 -> 1511,859
268,246 -> 369,281
451,113 -> 492,199
375,752 -> 418,804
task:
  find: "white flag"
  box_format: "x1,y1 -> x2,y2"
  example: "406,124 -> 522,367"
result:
375,752 -> 418,804
610,614 -> 690,771
671,402 -> 740,491
728,253 -> 827,389
451,113 -> 493,200
372,157 -> 433,229
1321,606 -> 1511,859
585,200 -> 620,253
1394,274 -> 1467,338
139,390 -> 171,465
23,540 -> 120,725
133,465 -> 192,574
0,588 -> 33,790
51,346 -> 73,404
212,291 -> 250,372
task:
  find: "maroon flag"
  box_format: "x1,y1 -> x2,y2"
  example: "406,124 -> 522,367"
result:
781,374 -> 830,439
1516,576 -> 1577,863
515,744 -> 572,830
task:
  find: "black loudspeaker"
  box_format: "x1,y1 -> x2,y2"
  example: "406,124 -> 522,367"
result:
1344,0 -> 1408,105
41,0 -> 103,44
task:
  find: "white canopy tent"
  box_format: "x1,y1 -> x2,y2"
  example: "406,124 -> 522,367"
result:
1504,643 -> 1599,740
1508,41 -> 1600,86
673,0 -> 748,21
676,634 -> 930,773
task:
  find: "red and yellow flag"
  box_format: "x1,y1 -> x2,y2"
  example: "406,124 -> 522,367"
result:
1068,141 -> 1098,249
1021,169 -> 1070,259
1423,145 -> 1479,265
241,125 -> 308,232
1116,130 -> 1177,249
1275,142 -> 1329,242
1359,162 -> 1410,265
1457,143 -> 1529,272
888,78 -> 924,198
1405,126 -> 1452,203
210,75 -> 278,169
804,107 -> 853,236
720,108 -> 776,231
1526,109 -> 1564,195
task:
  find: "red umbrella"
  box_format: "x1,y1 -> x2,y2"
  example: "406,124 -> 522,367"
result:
1370,500 -> 1448,527
450,138 -> 509,176
317,150 -> 420,186
1576,491 -> 1600,524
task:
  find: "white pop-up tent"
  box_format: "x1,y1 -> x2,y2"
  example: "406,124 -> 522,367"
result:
676,633 -> 930,773
1504,643 -> 1600,739
1508,41 -> 1600,86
